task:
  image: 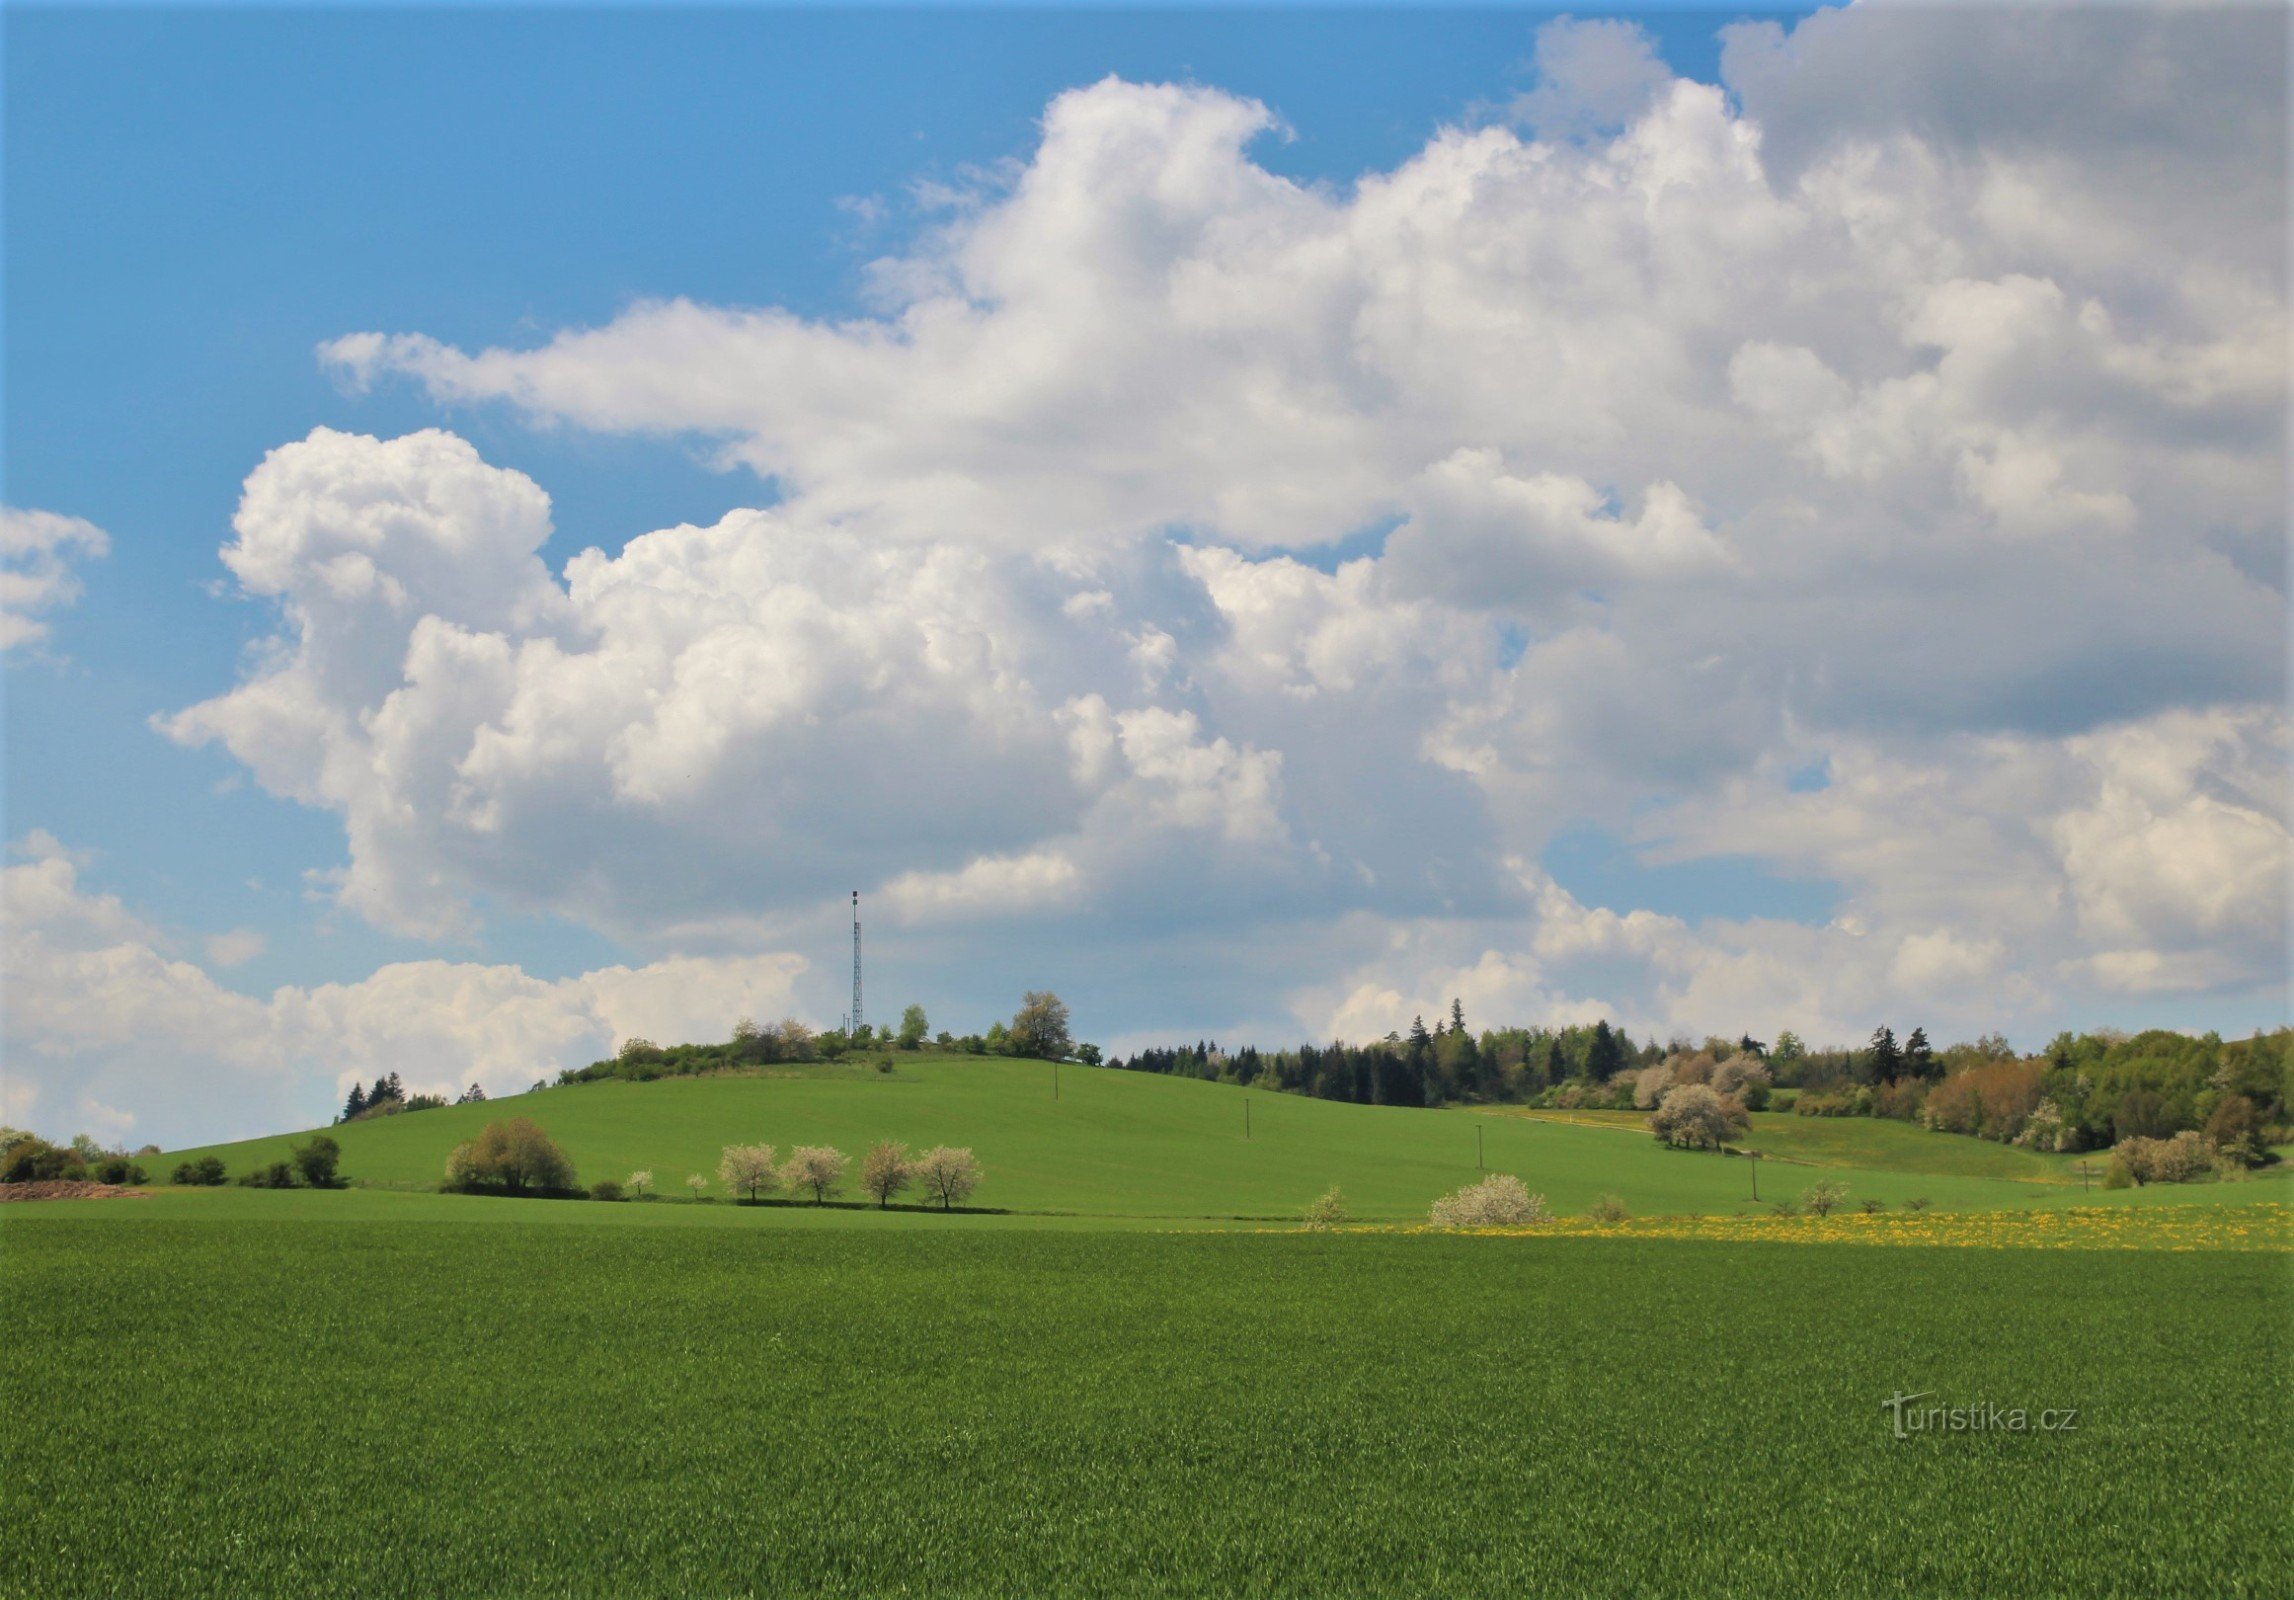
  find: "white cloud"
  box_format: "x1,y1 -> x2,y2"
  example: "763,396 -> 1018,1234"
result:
134,8 -> 2286,1056
2,507 -> 110,652
2,834 -> 808,1145
204,929 -> 268,969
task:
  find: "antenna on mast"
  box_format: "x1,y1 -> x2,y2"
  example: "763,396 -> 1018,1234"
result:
851,890 -> 863,1038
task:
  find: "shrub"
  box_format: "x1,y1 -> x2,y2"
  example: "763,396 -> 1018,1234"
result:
1301,1185 -> 1348,1231
2101,1157 -> 2133,1190
1585,1194 -> 1630,1223
2205,1095 -> 2265,1167
781,1145 -> 847,1204
718,1144 -> 780,1203
1904,1196 -> 1931,1212
444,1118 -> 577,1195
1711,1056 -> 1772,1101
291,1135 -> 342,1189
172,1156 -> 228,1187
1,1136 -> 82,1185
913,1146 -> 982,1211
1859,1198 -> 1886,1214
1921,1058 -> 2046,1142
1631,1065 -> 1673,1110
1428,1174 -> 1549,1228
1769,1199 -> 1800,1217
2115,1131 -> 2214,1186
239,1161 -> 297,1189
1649,1085 -> 1749,1151
1801,1179 -> 1848,1216
589,1179 -> 626,1202
90,1156 -> 149,1186
859,1141 -> 913,1208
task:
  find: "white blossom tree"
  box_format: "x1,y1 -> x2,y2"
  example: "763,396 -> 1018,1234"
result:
913,1146 -> 982,1211
1649,1084 -> 1748,1150
719,1144 -> 780,1202
859,1140 -> 913,1208
1428,1174 -> 1549,1228
781,1145 -> 847,1204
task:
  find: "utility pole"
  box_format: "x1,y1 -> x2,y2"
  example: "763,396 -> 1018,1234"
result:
1748,1150 -> 1761,1203
1245,1098 -> 1251,1140
1476,1124 -> 1484,1170
850,890 -> 862,1040
1053,1059 -> 1060,1100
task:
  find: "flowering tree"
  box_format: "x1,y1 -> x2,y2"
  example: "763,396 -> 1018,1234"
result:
1802,1178 -> 1848,1216
1649,1084 -> 1748,1150
1301,1185 -> 1348,1231
718,1144 -> 780,1202
781,1145 -> 847,1204
1428,1174 -> 1549,1228
859,1141 -> 913,1208
628,1168 -> 653,1198
913,1146 -> 982,1211
685,1172 -> 710,1200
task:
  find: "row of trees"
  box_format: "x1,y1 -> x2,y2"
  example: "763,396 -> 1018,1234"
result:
1,1128 -> 164,1186
339,1072 -> 475,1123
441,1118 -> 987,1210
559,993 -> 1089,1088
710,1142 -> 983,1210
1114,1010 -> 1659,1109
1110,1008 -> 2289,1156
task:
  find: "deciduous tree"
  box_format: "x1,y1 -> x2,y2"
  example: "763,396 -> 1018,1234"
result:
859,1141 -> 913,1207
1007,993 -> 1072,1060
781,1145 -> 847,1204
718,1144 -> 780,1202
913,1146 -> 981,1210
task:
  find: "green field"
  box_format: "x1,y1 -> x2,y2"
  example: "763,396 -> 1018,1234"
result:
5,1212 -> 2287,1598
18,1066 -> 2287,1596
149,1056 -> 2281,1221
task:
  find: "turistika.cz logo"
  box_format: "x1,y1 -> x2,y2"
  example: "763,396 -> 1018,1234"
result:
1883,1392 -> 2079,1440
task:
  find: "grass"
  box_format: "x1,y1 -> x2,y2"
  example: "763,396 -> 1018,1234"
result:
148,1056 -> 2273,1222
4,1212 -> 2286,1598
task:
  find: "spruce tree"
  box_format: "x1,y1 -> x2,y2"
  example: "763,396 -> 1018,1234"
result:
1864,1026 -> 1902,1085
1449,997 -> 1467,1037
1903,1027 -> 1937,1081
342,1082 -> 368,1122
1585,1020 -> 1625,1082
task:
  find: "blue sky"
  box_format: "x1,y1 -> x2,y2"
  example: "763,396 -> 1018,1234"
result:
5,4 -> 2284,1143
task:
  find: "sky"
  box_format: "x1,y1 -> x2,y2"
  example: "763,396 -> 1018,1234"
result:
4,3 -> 2287,1147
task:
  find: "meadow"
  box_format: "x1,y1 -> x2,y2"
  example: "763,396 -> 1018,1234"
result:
147,1055 -> 2284,1222
6,1212 -> 2290,1599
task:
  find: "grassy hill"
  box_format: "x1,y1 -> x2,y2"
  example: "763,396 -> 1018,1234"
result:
149,1054 -> 2280,1220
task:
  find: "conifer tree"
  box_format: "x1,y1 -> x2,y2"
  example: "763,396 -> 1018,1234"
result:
1902,1027 -> 1937,1081
1863,1026 -> 1902,1085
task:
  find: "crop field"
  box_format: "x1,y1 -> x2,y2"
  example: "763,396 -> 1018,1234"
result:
5,1211 -> 2288,1599
147,1056 -> 2272,1222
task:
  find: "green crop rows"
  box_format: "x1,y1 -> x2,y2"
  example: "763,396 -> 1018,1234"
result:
6,1217 -> 2287,1598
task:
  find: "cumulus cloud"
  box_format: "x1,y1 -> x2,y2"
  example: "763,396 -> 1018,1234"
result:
2,834 -> 807,1145
131,7 -> 2288,1059
2,507 -> 110,652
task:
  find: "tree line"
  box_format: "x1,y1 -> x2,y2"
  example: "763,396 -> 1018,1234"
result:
556,992 -> 1087,1088
1109,1005 -> 2289,1165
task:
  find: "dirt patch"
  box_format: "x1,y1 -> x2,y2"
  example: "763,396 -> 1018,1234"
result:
0,1180 -> 150,1202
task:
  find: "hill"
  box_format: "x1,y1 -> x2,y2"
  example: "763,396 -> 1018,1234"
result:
149,1053 -> 2281,1220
